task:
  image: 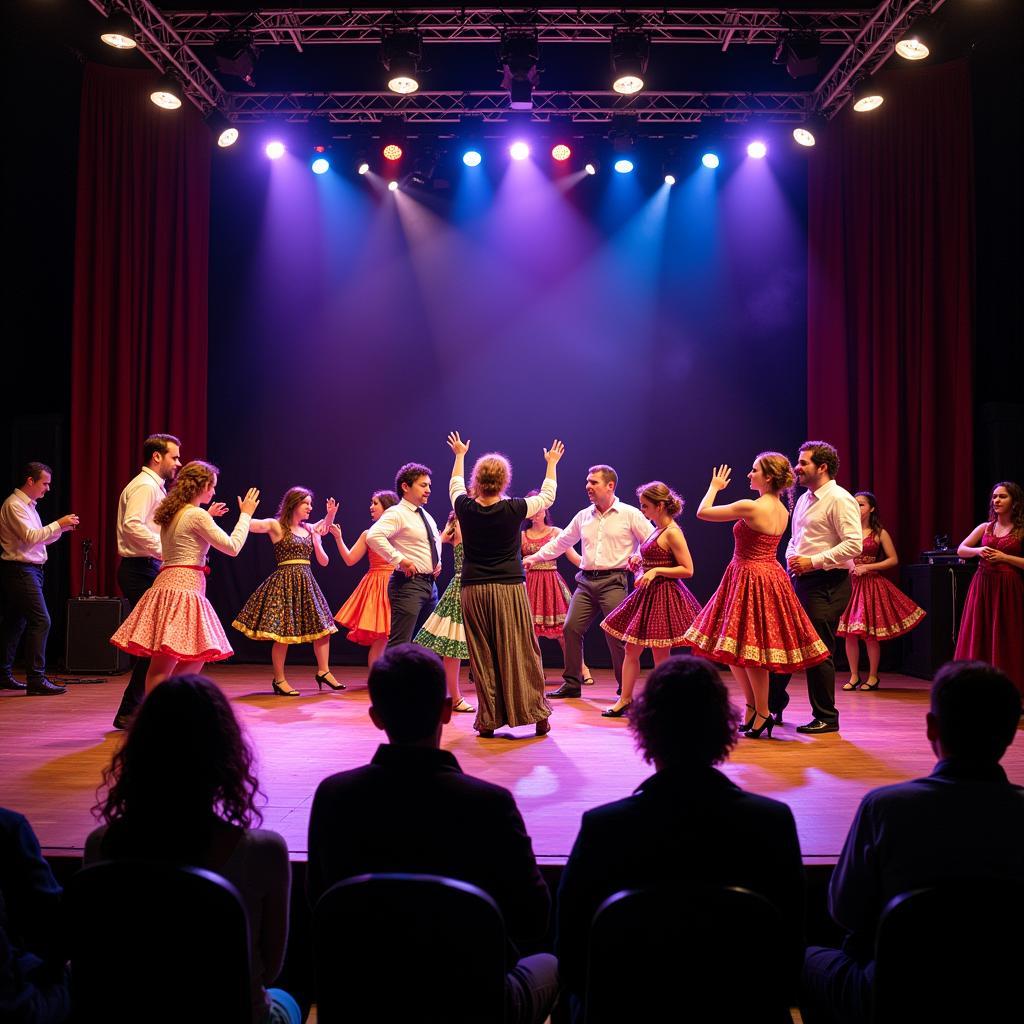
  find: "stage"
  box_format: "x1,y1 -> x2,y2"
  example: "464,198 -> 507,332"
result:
4,666 -> 1021,866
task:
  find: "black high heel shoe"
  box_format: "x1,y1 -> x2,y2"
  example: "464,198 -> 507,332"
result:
601,700 -> 632,718
315,671 -> 346,692
745,712 -> 775,739
740,704 -> 757,731
272,679 -> 300,697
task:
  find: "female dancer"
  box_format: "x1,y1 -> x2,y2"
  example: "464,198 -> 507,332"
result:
330,490 -> 399,668
414,512 -> 475,713
111,461 -> 260,691
684,456 -> 828,738
521,494 -> 592,684
954,480 -> 1024,694
447,431 -> 562,738
837,491 -> 925,691
88,675 -> 300,1024
600,482 -> 702,717
232,487 -> 343,696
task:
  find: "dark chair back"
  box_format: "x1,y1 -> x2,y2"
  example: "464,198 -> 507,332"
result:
872,878 -> 1024,1023
585,885 -> 791,1024
313,873 -> 507,1024
64,860 -> 251,1023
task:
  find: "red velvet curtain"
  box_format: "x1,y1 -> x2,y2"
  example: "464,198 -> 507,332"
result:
70,64 -> 210,596
807,60 -> 974,559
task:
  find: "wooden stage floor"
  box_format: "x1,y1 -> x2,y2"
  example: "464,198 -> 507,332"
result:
3,665 -> 1022,865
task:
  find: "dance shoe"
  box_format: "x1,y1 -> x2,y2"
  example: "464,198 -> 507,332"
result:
740,704 -> 757,732
744,712 -> 775,739
796,719 -> 840,734
452,697 -> 475,713
581,675 -> 595,686
272,679 -> 301,697
842,676 -> 861,691
26,679 -> 67,696
601,701 -> 631,718
548,683 -> 581,699
478,729 -> 495,738
859,675 -> 881,691
1,676 -> 26,690
315,671 -> 346,691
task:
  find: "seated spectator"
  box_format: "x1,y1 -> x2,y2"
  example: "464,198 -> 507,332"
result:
556,655 -> 804,1019
86,676 -> 299,1024
801,660 -> 1024,1024
307,644 -> 557,1024
0,808 -> 69,1024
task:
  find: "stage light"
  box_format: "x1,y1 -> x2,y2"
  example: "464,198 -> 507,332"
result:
463,149 -> 482,167
701,152 -> 720,169
500,32 -> 540,111
793,127 -> 815,147
100,13 -> 136,50
773,32 -> 821,79
150,76 -> 182,111
611,31 -> 650,95
311,157 -> 330,175
218,127 -> 239,148
852,78 -> 884,113
895,35 -> 929,61
207,111 -> 239,149
664,174 -> 676,186
383,144 -> 403,162
265,140 -> 286,160
551,144 -> 571,162
382,32 -> 423,94
510,141 -> 530,161
613,158 -> 634,174
357,162 -> 370,175
747,141 -> 767,160
585,162 -> 598,176
793,117 -> 825,148
213,33 -> 258,87
388,180 -> 399,192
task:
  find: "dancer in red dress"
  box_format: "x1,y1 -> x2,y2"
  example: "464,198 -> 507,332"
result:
685,455 -> 828,738
837,491 -> 925,691
600,482 -> 701,717
954,480 -> 1024,694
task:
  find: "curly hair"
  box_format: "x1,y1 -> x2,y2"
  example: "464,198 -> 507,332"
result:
630,655 -> 740,768
989,481 -> 1024,539
799,440 -> 839,479
153,461 -> 219,527
277,486 -> 313,533
855,491 -> 884,537
636,481 -> 683,519
93,675 -> 263,860
395,463 -> 431,497
756,452 -> 795,508
470,453 -> 512,498
373,489 -> 399,512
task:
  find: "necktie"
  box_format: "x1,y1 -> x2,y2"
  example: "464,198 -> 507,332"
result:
417,507 -> 439,570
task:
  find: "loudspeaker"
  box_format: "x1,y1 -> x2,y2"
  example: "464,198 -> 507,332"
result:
65,597 -> 131,674
901,563 -> 977,679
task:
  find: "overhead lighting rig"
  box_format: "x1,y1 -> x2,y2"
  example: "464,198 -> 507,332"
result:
499,31 -> 541,111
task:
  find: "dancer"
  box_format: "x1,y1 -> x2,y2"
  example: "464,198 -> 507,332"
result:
767,441 -> 862,734
521,494 -> 592,684
954,480 -> 1024,693
524,465 -> 653,700
447,431 -> 561,737
837,491 -> 925,691
600,482 -> 702,717
110,461 -> 259,690
366,464 -> 442,647
414,512 -> 475,713
684,456 -> 829,738
330,490 -> 399,669
232,487 -> 343,696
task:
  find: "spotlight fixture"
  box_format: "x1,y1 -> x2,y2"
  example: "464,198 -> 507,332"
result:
747,141 -> 767,159
382,31 -> 423,94
100,13 -> 136,50
551,144 -> 571,162
852,78 -> 884,113
311,157 -> 330,175
611,30 -> 650,95
664,174 -> 676,186
382,144 -> 403,162
388,180 -> 399,192
408,150 -> 438,188
213,33 -> 258,87
500,31 -> 540,111
895,28 -> 929,61
613,158 -> 634,174
149,75 -> 182,110
462,149 -> 482,167
265,141 -> 286,160
357,162 -> 370,175
509,141 -> 530,161
207,111 -> 239,149
701,152 -> 720,169
773,32 -> 821,79
585,161 -> 599,176
792,116 -> 824,148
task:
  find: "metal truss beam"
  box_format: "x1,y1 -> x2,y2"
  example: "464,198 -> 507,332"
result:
225,90 -> 811,125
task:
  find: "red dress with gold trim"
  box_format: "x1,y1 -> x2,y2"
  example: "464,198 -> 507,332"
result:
684,520 -> 829,670
836,533 -> 925,640
522,527 -> 574,639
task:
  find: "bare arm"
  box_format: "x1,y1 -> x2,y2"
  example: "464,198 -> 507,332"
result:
524,441 -> 564,516
957,522 -> 988,559
329,525 -> 369,566
247,517 -> 282,537
308,526 -> 329,567
695,465 -> 758,522
636,526 -> 694,586
857,529 -> 898,574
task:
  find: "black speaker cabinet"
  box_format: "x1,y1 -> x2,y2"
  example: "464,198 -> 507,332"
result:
900,563 -> 977,679
65,597 -> 131,673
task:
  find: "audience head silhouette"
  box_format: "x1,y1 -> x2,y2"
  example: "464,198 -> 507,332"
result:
368,644 -> 452,744
630,655 -> 741,769
928,660 -> 1021,763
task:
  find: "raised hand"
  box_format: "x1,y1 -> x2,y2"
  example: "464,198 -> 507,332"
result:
239,488 -> 261,516
710,465 -> 732,491
208,502 -> 229,518
543,439 -> 565,464
58,513 -> 80,531
324,498 -> 338,523
447,431 -> 470,456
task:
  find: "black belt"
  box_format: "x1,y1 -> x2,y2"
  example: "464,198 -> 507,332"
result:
581,569 -> 627,579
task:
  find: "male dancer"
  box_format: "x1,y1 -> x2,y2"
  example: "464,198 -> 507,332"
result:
366,462 -> 442,647
112,434 -> 186,729
769,441 -> 862,734
525,465 -> 652,699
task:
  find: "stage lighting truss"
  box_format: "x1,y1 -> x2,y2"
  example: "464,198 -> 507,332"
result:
87,1 -> 949,123
611,31 -> 650,95
499,31 -> 540,111
382,31 -> 424,94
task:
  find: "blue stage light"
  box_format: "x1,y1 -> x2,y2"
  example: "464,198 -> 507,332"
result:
311,157 -> 330,175
613,158 -> 634,174
463,150 -> 482,167
701,152 -> 720,169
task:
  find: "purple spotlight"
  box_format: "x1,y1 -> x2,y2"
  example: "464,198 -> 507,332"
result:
265,140 -> 286,160
509,141 -> 530,161
746,140 -> 767,160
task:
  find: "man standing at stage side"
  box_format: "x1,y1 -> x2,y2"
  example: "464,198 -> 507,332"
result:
769,440 -> 862,734
0,462 -> 79,695
111,433 -> 184,730
524,464 -> 652,699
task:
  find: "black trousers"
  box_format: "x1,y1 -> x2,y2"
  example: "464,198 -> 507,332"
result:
769,569 -> 850,724
0,562 -> 50,685
386,573 -> 437,647
114,557 -> 161,719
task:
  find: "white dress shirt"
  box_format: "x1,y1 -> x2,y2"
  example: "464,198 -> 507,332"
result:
785,479 -> 863,571
117,466 -> 166,559
531,497 -> 653,570
448,475 -> 557,514
365,499 -> 442,574
0,489 -> 63,564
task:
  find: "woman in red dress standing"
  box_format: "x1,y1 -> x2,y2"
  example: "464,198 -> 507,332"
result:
954,480 -> 1024,694
685,454 -> 828,738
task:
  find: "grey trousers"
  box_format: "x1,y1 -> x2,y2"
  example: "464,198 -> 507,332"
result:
562,571 -> 629,686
